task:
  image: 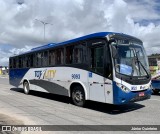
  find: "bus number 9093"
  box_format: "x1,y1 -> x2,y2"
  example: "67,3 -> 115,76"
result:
72,74 -> 80,79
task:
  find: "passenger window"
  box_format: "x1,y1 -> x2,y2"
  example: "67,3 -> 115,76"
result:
19,57 -> 22,68
55,48 -> 64,65
22,56 -> 26,68
34,52 -> 43,67
30,54 -> 34,67
65,43 -> 87,64
13,58 -> 17,68
42,51 -> 48,66
26,55 -> 30,67
66,46 -> 74,64
49,50 -> 56,66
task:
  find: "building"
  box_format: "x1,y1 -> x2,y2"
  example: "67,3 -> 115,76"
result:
148,54 -> 160,76
0,66 -> 8,75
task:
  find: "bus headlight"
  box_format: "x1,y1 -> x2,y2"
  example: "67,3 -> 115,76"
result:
116,83 -> 130,93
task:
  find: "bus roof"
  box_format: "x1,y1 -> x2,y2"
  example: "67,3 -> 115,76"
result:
31,32 -> 112,52
11,32 -> 141,57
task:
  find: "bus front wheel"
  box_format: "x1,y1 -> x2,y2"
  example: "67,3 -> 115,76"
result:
23,81 -> 30,94
71,86 -> 85,107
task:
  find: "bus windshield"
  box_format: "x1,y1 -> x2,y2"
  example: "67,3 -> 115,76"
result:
113,44 -> 149,77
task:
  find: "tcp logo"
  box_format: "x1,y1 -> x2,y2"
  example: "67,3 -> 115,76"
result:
35,71 -> 42,79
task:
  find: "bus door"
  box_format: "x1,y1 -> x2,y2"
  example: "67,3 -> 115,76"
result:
104,44 -> 113,104
88,45 -> 106,103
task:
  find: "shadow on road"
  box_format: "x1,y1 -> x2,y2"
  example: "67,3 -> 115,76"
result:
84,101 -> 144,115
10,87 -> 24,93
10,88 -> 70,104
10,88 -> 145,115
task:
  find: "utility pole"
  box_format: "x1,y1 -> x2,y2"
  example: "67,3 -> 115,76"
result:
35,19 -> 53,40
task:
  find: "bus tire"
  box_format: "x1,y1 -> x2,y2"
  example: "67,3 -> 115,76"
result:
71,85 -> 85,107
23,81 -> 30,94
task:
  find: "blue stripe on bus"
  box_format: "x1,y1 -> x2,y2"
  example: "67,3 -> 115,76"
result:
9,68 -> 29,87
112,82 -> 152,105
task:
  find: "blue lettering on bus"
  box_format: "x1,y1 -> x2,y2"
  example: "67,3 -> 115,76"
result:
72,74 -> 80,79
131,86 -> 137,91
35,71 -> 42,79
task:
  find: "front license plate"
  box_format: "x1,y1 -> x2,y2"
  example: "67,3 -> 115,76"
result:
139,92 -> 144,97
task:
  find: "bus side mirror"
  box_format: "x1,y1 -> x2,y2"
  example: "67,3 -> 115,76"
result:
111,45 -> 118,58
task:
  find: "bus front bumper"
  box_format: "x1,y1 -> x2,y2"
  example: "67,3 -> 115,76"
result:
113,82 -> 152,105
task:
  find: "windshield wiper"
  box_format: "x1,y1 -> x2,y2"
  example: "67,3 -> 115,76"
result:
131,48 -> 150,78
137,59 -> 150,78
133,49 -> 150,78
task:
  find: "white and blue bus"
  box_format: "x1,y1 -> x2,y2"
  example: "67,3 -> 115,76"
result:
9,32 -> 152,106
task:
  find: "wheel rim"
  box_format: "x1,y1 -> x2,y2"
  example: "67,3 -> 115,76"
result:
73,90 -> 83,103
24,83 -> 29,93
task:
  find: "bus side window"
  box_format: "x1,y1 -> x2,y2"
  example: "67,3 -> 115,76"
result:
34,53 -> 38,67
12,57 -> 17,68
74,46 -> 80,63
49,50 -> 55,66
13,58 -> 15,68
42,51 -> 48,67
26,55 -> 30,68
66,45 -> 74,64
30,54 -> 34,67
74,44 -> 86,64
82,43 -> 87,63
16,57 -> 19,68
19,57 -> 22,68
61,49 -> 64,64
26,54 -> 33,68
56,48 -> 64,65
22,56 -> 26,68
38,53 -> 43,67
34,52 -> 43,67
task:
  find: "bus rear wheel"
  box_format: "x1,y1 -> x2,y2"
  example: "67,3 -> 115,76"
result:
23,81 -> 30,94
71,86 -> 85,107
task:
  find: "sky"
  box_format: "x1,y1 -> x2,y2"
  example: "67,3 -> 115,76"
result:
0,0 -> 160,66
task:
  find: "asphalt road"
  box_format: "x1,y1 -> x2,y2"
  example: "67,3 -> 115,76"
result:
0,77 -> 160,134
